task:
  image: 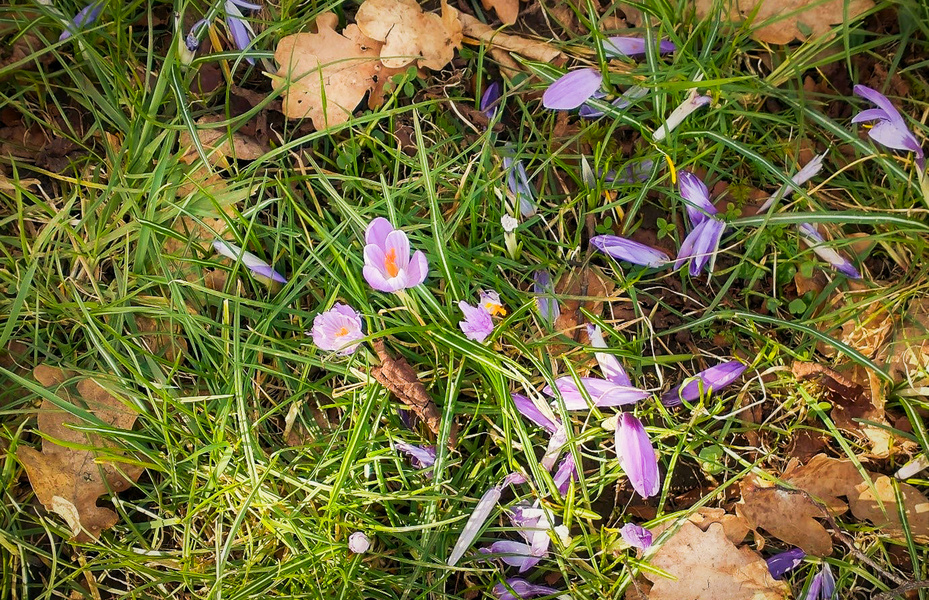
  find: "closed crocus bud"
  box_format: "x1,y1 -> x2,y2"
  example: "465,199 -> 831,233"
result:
603,36 -> 675,57
620,522 -> 653,549
766,548 -> 806,579
348,531 -> 371,554
615,413 -> 660,498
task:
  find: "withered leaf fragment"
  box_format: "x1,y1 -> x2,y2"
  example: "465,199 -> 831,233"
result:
17,366 -> 143,541
480,0 -> 519,25
355,0 -> 462,70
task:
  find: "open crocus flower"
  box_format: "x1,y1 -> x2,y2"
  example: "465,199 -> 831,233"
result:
661,360 -> 747,407
603,36 -> 676,57
590,235 -> 671,268
544,377 -> 650,410
532,270 -> 560,323
653,89 -> 711,142
348,531 -> 371,554
311,303 -> 365,355
481,81 -> 503,120
503,155 -> 537,217
757,153 -> 826,213
615,413 -> 660,498
213,240 -> 287,284
60,1 -> 105,41
480,290 -> 507,316
362,217 -> 429,292
493,578 -> 561,600
766,548 -> 806,579
459,301 -> 495,342
542,68 -> 603,110
620,522 -> 653,549
798,224 -> 861,279
852,85 -> 925,170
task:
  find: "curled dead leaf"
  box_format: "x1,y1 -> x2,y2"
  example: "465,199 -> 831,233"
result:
481,0 -> 519,25
356,0 -> 462,70
459,13 -> 563,64
688,507 -> 750,545
17,366 -> 143,541
694,0 -> 874,44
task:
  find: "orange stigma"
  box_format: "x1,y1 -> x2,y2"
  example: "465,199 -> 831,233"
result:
384,248 -> 399,277
336,327 -> 349,338
484,302 -> 506,317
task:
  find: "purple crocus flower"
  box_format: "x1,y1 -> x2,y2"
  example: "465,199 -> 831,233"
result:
615,413 -> 660,498
512,393 -> 560,433
394,441 -> 437,470
212,240 -> 287,284
310,303 -> 365,355
653,89 -> 711,142
677,170 -> 717,227
479,541 -> 543,572
661,360 -> 747,407
603,36 -> 676,57
544,377 -> 650,410
586,324 -> 631,386
508,502 -> 554,558
362,217 -> 429,292
459,301 -> 495,342
533,270 -> 560,323
805,563 -> 836,600
620,522 -> 653,549
766,548 -> 806,579
348,531 -> 371,553
852,85 -> 925,170
758,153 -> 826,213
798,224 -> 861,279
590,235 -> 671,268
480,290 -> 507,317
481,81 -> 503,120
493,578 -> 560,600
503,156 -> 536,217
552,452 -> 578,494
185,18 -> 210,53
224,0 -> 257,65
60,1 -> 105,41
542,68 -> 602,110
674,216 -> 726,276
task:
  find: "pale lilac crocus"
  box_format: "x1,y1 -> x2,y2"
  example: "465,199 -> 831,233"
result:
544,377 -> 650,410
224,0 -> 257,65
503,155 -> 537,217
493,578 -> 560,600
590,235 -> 671,268
394,441 -> 437,470
512,393 -> 560,433
586,324 -> 631,386
661,360 -> 747,407
481,81 -> 503,120
212,240 -> 287,284
533,270 -> 560,323
459,301 -> 494,342
310,303 -> 365,355
620,522 -> 653,549
348,531 -> 371,553
60,1 -> 105,41
652,89 -> 711,142
509,502 -> 554,558
480,290 -> 507,317
448,484 -> 502,566
615,413 -> 660,498
674,170 -> 725,276
603,36 -> 676,57
852,85 -> 925,170
766,548 -> 806,579
804,563 -> 836,600
798,224 -> 861,279
757,153 -> 826,213
362,217 -> 429,292
542,68 -> 602,110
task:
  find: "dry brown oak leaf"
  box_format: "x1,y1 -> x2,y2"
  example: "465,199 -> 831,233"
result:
178,115 -> 269,165
273,14 -> 396,127
645,521 -> 790,600
693,0 -> 873,44
17,366 -> 143,541
355,0 -> 463,71
481,0 -> 519,25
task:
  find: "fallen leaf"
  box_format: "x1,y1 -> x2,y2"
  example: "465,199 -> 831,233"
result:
481,0 -> 519,25
645,521 -> 790,600
135,314 -> 187,362
178,115 -> 269,165
688,507 -> 751,545
273,13 -> 393,127
356,0 -> 462,70
887,297 -> 929,386
553,267 -> 615,342
459,13 -> 563,64
17,366 -> 144,541
694,0 -> 874,45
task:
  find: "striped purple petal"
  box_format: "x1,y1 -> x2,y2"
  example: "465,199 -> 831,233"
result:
590,235 -> 671,268
661,360 -> 747,407
542,68 -> 602,110
620,522 -> 653,549
586,324 -> 632,386
678,170 -> 716,227
603,36 -> 676,57
512,393 -> 560,433
533,270 -> 560,323
615,413 -> 660,498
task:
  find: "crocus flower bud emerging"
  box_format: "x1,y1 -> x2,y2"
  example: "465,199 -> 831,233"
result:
310,303 -> 365,355
348,531 -> 371,553
620,522 -> 653,549
766,548 -> 806,579
362,217 -> 429,292
493,578 -> 561,600
60,1 -> 104,41
590,235 -> 671,268
662,360 -> 747,407
603,36 -> 675,57
852,85 -> 925,171
804,563 -> 836,600
542,68 -> 602,110
481,81 -> 502,120
797,223 -> 861,279
615,413 -> 660,498
458,301 -> 495,342
553,452 -> 578,494
212,240 -> 287,284
503,156 -> 536,217
653,89 -> 711,142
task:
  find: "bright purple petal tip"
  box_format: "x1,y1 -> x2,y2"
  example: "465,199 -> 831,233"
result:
542,68 -> 602,110
662,360 -> 747,407
615,413 -> 660,498
766,548 -> 806,579
590,235 -> 671,268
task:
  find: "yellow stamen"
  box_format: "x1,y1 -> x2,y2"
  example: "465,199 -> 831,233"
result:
484,302 -> 507,317
664,154 -> 678,184
384,248 -> 399,277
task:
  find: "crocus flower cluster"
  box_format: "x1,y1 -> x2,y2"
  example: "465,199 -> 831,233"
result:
459,290 -> 506,342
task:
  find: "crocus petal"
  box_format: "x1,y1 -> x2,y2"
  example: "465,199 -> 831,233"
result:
310,303 -> 365,355
213,240 -> 287,283
798,224 -> 861,279
677,170 -> 716,227
540,426 -> 567,471
185,18 -> 209,51
542,68 -> 602,110
348,531 -> 371,553
605,159 -> 654,184
448,485 -> 502,566
365,217 -> 395,247
850,108 -> 888,124
758,152 -> 827,213
590,235 -> 671,267
620,523 -> 653,549
504,157 -> 537,217
553,453 -> 577,494
766,548 -> 806,579
459,301 -> 495,342
512,393 -> 560,433
853,85 -> 907,128
405,250 -> 429,286
533,270 -> 560,323
674,218 -> 725,276
60,2 -> 104,41
480,541 -> 542,572
819,563 -> 836,600
586,324 -> 632,386
545,377 -> 649,409
661,360 -> 747,407
867,119 -> 923,154
653,90 -> 711,142
603,36 -> 675,57
615,413 -> 660,497
224,1 -> 255,64
481,81 -> 503,120
493,578 -> 561,600
853,84 -> 925,164
394,441 -> 437,469
229,0 -> 263,10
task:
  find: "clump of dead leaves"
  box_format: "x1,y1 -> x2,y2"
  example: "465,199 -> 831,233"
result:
17,366 -> 144,541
